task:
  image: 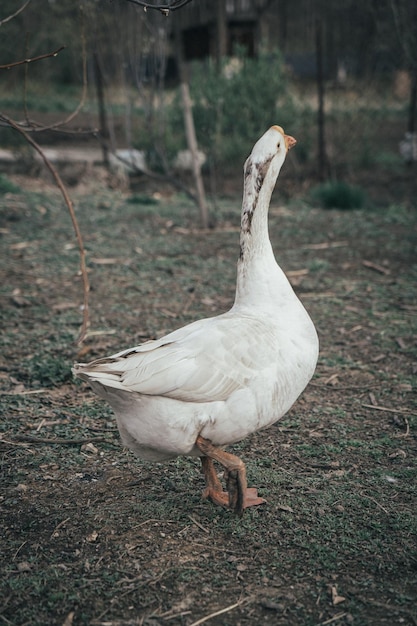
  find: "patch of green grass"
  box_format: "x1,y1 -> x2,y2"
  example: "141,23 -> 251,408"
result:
0,173 -> 20,194
308,258 -> 330,272
23,354 -> 72,387
382,203 -> 416,225
374,150 -> 404,170
1,180 -> 417,626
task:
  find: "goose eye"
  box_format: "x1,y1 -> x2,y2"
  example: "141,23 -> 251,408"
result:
277,142 -> 281,149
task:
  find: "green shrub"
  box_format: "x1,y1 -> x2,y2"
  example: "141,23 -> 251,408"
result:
127,194 -> 159,206
161,47 -> 295,170
311,180 -> 366,210
0,173 -> 20,195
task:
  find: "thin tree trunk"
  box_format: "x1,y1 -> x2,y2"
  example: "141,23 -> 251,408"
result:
175,22 -> 209,228
408,67 -> 417,134
216,0 -> 227,70
315,17 -> 327,181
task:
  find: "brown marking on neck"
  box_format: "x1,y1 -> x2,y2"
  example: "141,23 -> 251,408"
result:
241,155 -> 273,236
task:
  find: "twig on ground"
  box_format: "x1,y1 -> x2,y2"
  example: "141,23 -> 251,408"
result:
361,492 -> 390,515
362,260 -> 390,275
163,610 -> 192,621
9,435 -> 108,446
362,403 -> 412,416
50,517 -> 71,539
187,515 -> 210,534
318,613 -> 348,626
12,541 -> 28,561
0,389 -> 48,396
188,597 -> 252,626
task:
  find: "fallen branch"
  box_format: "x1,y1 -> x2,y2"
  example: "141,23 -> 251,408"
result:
0,114 -> 90,343
362,260 -> 390,275
362,403 -> 411,415
318,614 -> 348,626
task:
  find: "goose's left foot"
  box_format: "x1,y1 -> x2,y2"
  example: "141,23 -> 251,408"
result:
196,435 -> 266,515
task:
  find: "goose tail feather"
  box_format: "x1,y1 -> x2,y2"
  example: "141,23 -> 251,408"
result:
72,364 -> 126,392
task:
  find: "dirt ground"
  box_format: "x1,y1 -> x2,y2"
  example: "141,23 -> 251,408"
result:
0,162 -> 416,626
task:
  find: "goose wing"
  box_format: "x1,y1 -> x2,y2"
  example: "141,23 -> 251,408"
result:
75,314 -> 277,403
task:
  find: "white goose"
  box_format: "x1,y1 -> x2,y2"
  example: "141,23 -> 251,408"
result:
73,126 -> 319,515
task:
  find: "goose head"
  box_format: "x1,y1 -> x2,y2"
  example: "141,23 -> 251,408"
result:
244,125 -> 296,184
241,126 -> 296,235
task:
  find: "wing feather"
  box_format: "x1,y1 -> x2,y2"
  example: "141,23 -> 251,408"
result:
75,314 -> 278,403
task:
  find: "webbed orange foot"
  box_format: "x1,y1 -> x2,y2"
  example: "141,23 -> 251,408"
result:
197,436 -> 266,515
226,468 -> 267,514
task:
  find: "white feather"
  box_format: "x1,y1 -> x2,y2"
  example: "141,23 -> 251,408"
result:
73,125 -> 319,462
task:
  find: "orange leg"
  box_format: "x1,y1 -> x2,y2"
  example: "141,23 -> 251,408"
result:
196,435 -> 266,515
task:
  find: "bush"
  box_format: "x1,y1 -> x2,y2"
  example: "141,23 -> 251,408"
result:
311,180 -> 367,210
164,47 -> 295,170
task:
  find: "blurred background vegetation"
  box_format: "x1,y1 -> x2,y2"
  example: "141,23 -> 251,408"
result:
0,0 -> 416,210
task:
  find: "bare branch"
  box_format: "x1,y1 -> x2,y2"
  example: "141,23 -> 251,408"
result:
43,7 -> 89,129
0,16 -> 88,133
122,0 -> 194,15
0,113 -> 90,344
0,46 -> 65,70
0,0 -> 31,27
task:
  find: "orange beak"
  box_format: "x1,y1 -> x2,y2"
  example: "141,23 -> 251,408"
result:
284,134 -> 297,151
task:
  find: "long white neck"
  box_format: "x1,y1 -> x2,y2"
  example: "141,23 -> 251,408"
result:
233,156 -> 293,310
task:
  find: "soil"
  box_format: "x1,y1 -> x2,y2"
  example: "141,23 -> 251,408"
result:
0,161 -> 416,626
